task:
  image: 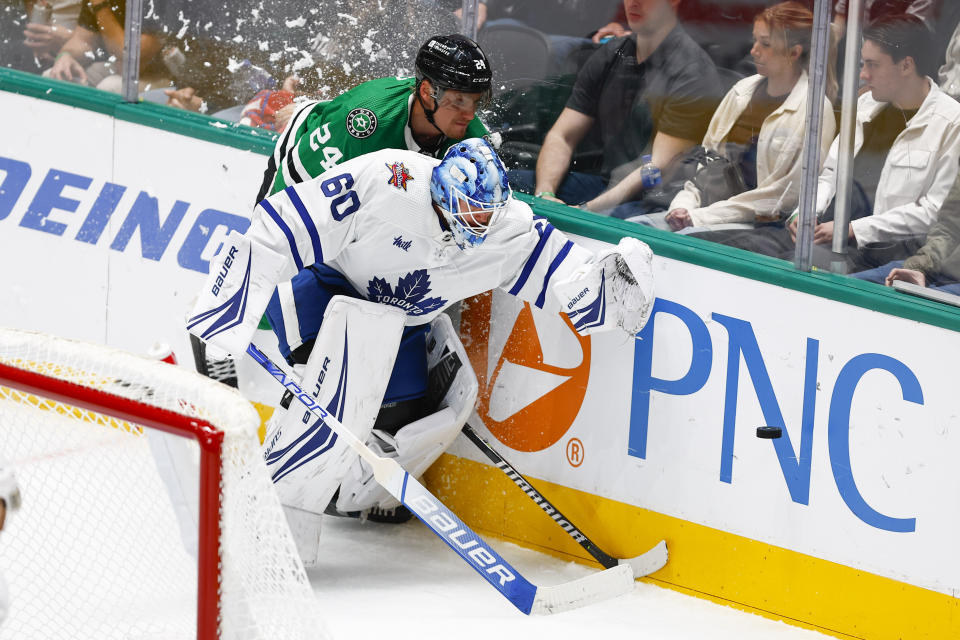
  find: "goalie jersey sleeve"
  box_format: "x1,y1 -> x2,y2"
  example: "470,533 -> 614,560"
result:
495,213 -> 595,315
496,213 -> 654,336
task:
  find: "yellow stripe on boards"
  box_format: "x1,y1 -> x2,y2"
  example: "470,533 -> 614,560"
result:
424,453 -> 959,640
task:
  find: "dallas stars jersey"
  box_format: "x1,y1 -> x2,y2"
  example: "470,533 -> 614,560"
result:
263,76 -> 489,198
250,150 -> 594,342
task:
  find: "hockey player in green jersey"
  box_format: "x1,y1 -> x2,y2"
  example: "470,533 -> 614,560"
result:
251,35 -> 495,529
260,33 -> 494,367
257,34 -> 493,201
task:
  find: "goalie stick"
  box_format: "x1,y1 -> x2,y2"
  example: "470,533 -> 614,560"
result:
421,335 -> 667,579
244,342 -> 634,615
461,424 -> 668,579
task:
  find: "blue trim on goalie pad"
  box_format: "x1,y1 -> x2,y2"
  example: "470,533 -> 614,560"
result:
265,265 -> 428,404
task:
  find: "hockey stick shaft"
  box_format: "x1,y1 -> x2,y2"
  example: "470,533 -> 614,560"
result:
245,343 -> 634,615
462,423 -> 619,567
461,423 -> 668,577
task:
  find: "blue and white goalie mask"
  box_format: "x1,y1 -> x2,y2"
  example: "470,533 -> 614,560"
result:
430,138 -> 511,250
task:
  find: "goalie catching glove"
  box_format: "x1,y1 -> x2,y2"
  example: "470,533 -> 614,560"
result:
553,237 -> 655,336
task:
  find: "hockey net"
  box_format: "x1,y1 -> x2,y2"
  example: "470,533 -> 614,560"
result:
0,327 -> 326,639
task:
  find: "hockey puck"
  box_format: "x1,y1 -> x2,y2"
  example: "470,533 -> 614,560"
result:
756,426 -> 783,439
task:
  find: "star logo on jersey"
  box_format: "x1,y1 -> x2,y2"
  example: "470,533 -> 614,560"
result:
367,270 -> 447,316
346,108 -> 377,139
386,162 -> 414,191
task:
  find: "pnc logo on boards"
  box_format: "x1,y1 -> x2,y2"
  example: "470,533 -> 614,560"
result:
461,293 -> 590,453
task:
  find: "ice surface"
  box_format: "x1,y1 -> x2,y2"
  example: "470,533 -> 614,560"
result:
311,516 -> 831,639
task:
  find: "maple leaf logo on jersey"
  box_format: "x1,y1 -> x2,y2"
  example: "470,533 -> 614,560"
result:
386,162 -> 414,191
367,270 -> 447,316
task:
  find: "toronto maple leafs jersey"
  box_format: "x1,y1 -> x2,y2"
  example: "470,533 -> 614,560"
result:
249,149 -> 595,341
262,76 -> 489,198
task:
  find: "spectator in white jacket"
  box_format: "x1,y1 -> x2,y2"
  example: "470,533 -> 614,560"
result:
798,14 -> 960,250
694,14 -> 960,271
661,1 -> 836,232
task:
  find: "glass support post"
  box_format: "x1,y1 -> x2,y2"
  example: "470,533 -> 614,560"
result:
461,0 -> 480,41
794,0 -> 833,271
121,0 -> 144,103
830,0 -> 866,272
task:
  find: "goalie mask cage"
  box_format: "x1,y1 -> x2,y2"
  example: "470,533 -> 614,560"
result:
0,328 -> 326,640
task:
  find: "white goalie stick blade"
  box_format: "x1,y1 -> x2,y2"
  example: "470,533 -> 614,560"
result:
245,343 -> 635,615
621,540 -> 669,578
530,564 -> 634,615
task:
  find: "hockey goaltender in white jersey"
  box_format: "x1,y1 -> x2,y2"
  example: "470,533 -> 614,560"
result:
188,138 -> 654,565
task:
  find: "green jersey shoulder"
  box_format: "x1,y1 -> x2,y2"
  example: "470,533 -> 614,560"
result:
269,76 -> 488,195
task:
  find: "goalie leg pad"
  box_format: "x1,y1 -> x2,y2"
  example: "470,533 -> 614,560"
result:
336,313 -> 479,512
336,407 -> 464,511
263,296 -> 405,518
282,504 -> 324,569
186,230 -> 290,356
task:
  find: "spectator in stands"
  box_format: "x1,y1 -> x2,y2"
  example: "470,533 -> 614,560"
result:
696,15 -> 960,272
513,0 -> 722,213
853,166 -> 960,294
592,18 -> 631,44
654,1 -> 835,232
939,19 -> 960,99
831,1 -> 956,100
157,0 -> 458,124
483,0 -> 622,40
151,0 -> 318,117
594,0 -> 777,70
439,0 -> 487,31
45,0 -> 167,92
16,1 -> 81,71
833,0 -> 938,33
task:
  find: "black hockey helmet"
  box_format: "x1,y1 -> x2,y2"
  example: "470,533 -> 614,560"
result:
415,34 -> 492,96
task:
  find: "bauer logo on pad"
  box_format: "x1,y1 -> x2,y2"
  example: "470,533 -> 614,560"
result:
187,251 -> 252,343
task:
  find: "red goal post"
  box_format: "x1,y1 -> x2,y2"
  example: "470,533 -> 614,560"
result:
0,328 -> 325,639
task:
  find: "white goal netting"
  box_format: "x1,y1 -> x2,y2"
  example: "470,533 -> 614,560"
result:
0,327 -> 327,639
